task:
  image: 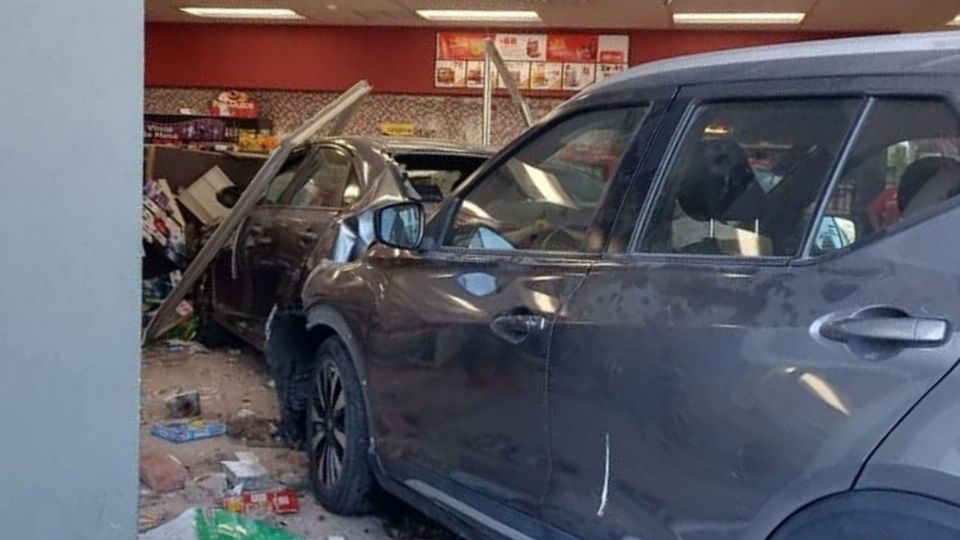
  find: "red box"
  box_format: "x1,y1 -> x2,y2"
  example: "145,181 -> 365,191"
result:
220,489 -> 300,515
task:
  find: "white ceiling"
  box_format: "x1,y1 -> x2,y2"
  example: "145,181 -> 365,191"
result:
146,0 -> 960,31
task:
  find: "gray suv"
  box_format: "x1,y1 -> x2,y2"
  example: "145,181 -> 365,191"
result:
272,32 -> 960,540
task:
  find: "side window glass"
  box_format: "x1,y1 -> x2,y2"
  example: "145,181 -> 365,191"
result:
262,155 -> 305,205
640,99 -> 861,257
288,148 -> 352,208
813,99 -> 960,255
444,107 -> 647,252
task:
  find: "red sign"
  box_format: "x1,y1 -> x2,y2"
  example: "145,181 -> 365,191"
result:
209,91 -> 258,118
547,35 -> 599,63
437,32 -> 491,61
435,32 -> 628,92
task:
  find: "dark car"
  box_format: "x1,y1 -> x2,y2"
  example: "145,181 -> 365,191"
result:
202,136 -> 491,349
273,33 -> 960,540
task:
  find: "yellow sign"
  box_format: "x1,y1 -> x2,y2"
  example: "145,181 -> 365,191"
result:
380,123 -> 416,137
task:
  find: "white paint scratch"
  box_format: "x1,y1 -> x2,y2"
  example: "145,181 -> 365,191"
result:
597,431 -> 610,518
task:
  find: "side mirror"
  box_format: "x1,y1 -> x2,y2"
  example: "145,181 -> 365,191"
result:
814,215 -> 857,252
375,202 -> 424,250
216,186 -> 242,209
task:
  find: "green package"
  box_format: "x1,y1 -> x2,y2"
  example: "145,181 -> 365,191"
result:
194,508 -> 301,540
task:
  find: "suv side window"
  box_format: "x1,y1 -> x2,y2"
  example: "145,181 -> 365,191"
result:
444,107 -> 647,253
286,147 -> 353,208
640,99 -> 861,257
262,154 -> 305,205
812,99 -> 960,255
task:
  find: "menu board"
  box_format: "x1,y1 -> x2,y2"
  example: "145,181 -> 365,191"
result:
435,32 -> 629,92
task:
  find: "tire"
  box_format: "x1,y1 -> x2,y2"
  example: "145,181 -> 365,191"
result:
306,336 -> 378,514
771,491 -> 960,540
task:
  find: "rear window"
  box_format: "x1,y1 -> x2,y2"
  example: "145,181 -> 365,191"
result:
812,99 -> 960,255
393,153 -> 488,204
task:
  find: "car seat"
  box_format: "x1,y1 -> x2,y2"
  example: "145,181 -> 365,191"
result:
897,156 -> 960,219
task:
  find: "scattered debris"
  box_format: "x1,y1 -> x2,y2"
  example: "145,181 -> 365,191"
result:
152,418 -> 227,443
221,488 -> 300,515
185,472 -> 229,503
165,340 -> 209,355
222,451 -> 271,492
141,453 -> 190,493
276,471 -> 309,492
226,413 -> 279,444
140,507 -> 301,540
166,390 -> 202,419
236,408 -> 258,419
139,509 -> 166,533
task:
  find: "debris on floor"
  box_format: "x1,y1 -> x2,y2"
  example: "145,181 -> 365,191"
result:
165,340 -> 209,355
141,452 -> 190,493
221,488 -> 301,515
152,418 -> 227,443
140,507 -> 301,540
167,390 -> 202,418
185,473 -> 228,503
225,412 -> 281,446
222,451 -> 271,492
140,345 -> 454,540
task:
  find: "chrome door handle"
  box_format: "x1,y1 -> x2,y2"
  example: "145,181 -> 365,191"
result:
821,316 -> 949,345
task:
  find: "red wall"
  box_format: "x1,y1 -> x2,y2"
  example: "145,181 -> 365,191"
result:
146,23 -> 849,95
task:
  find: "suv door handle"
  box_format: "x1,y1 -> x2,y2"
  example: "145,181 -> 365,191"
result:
820,315 -> 949,345
490,312 -> 547,345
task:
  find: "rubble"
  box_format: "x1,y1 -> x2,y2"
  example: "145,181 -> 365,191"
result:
140,345 -> 448,539
140,507 -> 302,540
184,472 -> 228,503
221,488 -> 300,515
141,453 -> 190,493
166,390 -> 202,419
152,418 -> 227,443
222,451 -> 271,492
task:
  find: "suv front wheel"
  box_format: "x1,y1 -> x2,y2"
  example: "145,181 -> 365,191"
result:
306,336 -> 378,514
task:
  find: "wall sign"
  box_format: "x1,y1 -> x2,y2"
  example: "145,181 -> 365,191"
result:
435,31 -> 629,92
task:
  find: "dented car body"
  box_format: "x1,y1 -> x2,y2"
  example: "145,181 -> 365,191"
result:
282,33 -> 960,540
204,136 -> 490,348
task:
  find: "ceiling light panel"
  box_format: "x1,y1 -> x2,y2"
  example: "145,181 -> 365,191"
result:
673,12 -> 806,25
416,9 -> 542,23
179,7 -> 306,20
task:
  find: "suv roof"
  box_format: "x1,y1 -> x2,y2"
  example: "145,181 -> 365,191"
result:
587,31 -> 960,96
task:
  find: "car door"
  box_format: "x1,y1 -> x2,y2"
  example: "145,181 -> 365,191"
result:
210,149 -> 310,340
240,145 -> 358,342
362,98 -> 672,535
546,79 -> 960,540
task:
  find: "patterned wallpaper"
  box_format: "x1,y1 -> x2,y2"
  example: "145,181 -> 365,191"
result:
145,87 -> 567,147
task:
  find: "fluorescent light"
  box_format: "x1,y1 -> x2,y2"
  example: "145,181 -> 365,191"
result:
416,9 -> 541,23
949,14 -> 960,26
180,7 -> 305,20
673,12 -> 806,25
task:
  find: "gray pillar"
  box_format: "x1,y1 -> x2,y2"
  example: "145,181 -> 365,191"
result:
0,2 -> 142,538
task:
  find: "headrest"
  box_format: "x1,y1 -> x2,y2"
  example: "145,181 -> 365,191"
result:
898,156 -> 960,218
677,139 -> 755,221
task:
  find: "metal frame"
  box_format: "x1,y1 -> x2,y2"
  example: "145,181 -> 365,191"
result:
142,80 -> 373,342
481,39 -> 535,146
